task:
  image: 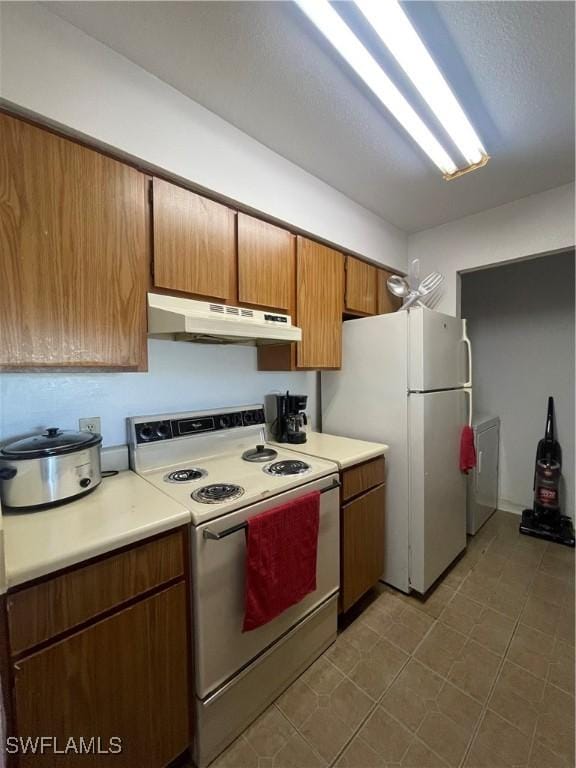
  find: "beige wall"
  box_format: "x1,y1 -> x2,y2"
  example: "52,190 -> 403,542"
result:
408,184 -> 575,316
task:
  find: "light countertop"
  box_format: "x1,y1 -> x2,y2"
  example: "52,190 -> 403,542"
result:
3,471 -> 190,588
269,431 -> 388,470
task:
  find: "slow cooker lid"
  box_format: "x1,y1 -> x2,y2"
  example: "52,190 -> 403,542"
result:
1,428 -> 102,459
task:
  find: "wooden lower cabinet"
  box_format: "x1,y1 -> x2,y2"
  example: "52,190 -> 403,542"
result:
6,530 -> 192,768
342,456 -> 386,503
341,480 -> 386,613
13,584 -> 189,768
8,533 -> 184,656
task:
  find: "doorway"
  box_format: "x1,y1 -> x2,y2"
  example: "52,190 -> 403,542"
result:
460,250 -> 575,518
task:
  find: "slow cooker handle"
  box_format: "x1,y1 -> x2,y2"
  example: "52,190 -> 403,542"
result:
44,427 -> 62,438
0,467 -> 17,480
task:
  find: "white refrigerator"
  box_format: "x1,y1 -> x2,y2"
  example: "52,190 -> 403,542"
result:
322,307 -> 472,594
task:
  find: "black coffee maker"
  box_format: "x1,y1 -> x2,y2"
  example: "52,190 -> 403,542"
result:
274,391 -> 308,444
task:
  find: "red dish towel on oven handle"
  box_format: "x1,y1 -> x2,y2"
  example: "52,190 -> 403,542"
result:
243,490 -> 320,632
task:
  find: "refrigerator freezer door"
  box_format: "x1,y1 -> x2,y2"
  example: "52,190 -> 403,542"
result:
409,308 -> 469,392
408,389 -> 467,593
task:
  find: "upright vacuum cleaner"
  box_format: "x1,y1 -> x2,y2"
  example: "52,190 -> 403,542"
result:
520,397 -> 575,547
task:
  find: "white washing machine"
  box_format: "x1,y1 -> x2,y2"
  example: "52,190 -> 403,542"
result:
467,415 -> 500,535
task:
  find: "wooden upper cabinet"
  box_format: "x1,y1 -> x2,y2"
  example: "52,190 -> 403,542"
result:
377,268 -> 402,314
152,178 -> 236,302
0,113 -> 149,370
345,256 -> 377,315
237,213 -> 295,312
296,237 -> 345,369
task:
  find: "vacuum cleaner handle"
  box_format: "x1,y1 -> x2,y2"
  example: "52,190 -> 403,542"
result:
545,396 -> 555,444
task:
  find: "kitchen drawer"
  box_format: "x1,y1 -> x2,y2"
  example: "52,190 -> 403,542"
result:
341,456 -> 386,502
8,529 -> 185,655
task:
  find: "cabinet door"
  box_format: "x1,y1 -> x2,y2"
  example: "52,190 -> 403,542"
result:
296,237 -> 344,369
0,114 -> 149,370
345,256 -> 377,315
13,584 -> 190,768
152,177 -> 236,301
238,213 -> 295,313
341,484 -> 386,612
377,269 -> 402,314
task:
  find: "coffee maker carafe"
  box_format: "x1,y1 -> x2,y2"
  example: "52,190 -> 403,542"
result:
275,391 -> 308,444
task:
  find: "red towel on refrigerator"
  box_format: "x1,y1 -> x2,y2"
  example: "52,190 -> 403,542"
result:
242,490 -> 320,632
460,425 -> 477,473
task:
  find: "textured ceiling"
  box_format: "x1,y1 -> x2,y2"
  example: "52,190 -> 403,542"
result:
47,1 -> 575,233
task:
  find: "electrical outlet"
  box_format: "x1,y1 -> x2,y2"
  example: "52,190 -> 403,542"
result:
79,417 -> 101,435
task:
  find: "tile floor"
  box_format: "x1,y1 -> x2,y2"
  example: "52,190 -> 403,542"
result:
210,512 -> 575,768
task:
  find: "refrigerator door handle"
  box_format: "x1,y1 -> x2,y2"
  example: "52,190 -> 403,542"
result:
462,320 -> 472,387
464,387 -> 473,427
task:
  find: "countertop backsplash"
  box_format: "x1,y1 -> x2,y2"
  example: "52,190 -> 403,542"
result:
0,340 -> 318,447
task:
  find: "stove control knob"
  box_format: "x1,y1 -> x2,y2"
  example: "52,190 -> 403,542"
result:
219,415 -> 231,429
243,411 -> 254,425
138,424 -> 153,442
156,422 -> 171,439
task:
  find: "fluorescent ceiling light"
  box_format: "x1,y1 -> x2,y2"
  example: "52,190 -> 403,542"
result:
295,0 -> 458,175
356,0 -> 486,166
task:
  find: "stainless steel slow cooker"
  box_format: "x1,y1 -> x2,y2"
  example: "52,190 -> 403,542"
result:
0,427 -> 102,510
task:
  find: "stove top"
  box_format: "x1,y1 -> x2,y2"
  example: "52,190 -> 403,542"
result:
264,459 -> 311,476
127,404 -> 338,524
164,468 -> 207,483
191,484 -> 245,504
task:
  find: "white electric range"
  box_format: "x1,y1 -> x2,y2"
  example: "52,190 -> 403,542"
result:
127,404 -> 340,767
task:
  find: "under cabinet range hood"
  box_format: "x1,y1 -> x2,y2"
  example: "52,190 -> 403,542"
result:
147,293 -> 302,346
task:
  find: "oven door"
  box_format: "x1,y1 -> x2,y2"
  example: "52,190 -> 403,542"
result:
191,474 -> 340,698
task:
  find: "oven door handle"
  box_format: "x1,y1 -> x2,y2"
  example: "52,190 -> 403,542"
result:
202,478 -> 341,540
